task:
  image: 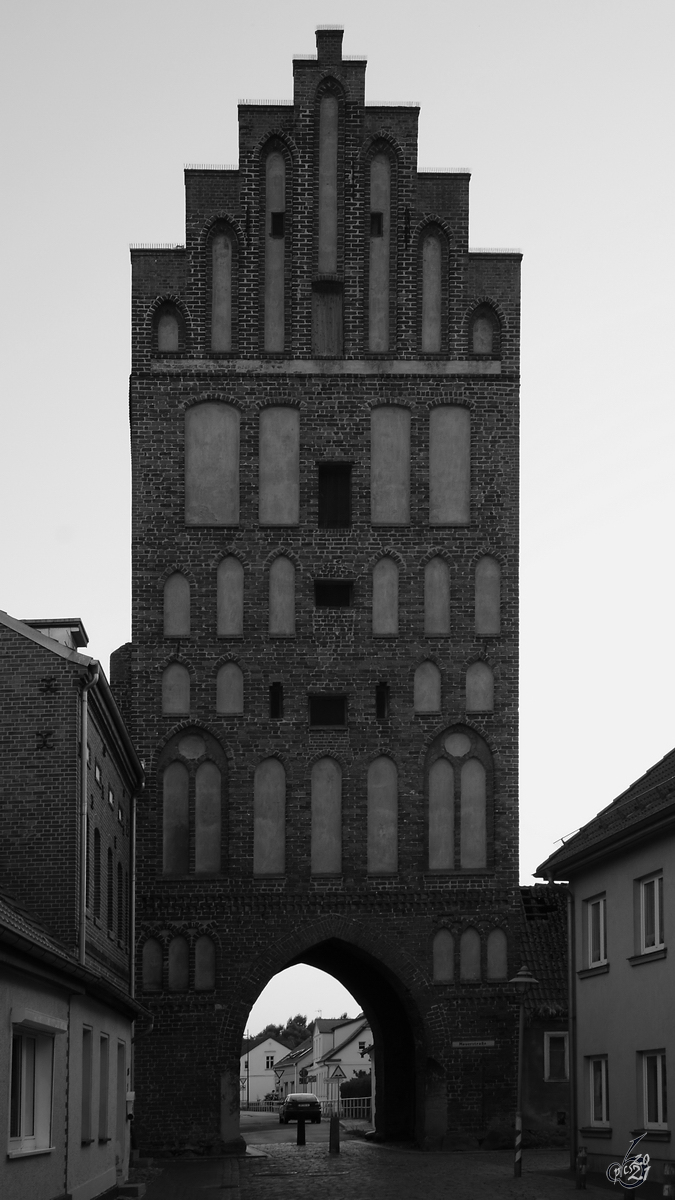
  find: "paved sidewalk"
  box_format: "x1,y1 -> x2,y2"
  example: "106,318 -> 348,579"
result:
140,1143 -> 608,1200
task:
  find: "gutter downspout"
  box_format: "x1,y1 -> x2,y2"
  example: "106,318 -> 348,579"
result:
79,662 -> 99,965
130,780 -> 141,1002
567,888 -> 578,1172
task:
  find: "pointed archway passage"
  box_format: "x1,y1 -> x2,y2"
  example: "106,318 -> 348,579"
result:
288,938 -> 420,1142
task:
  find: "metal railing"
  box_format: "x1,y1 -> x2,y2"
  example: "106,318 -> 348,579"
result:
240,1097 -> 372,1121
339,1098 -> 372,1120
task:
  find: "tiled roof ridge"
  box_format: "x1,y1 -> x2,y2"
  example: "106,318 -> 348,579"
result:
539,756 -> 675,874
242,1033 -> 295,1053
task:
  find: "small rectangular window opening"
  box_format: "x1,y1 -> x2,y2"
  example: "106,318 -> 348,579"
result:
314,581 -> 353,607
375,682 -> 390,719
108,788 -> 114,809
270,212 -> 285,238
370,212 -> 383,237
318,464 -> 352,528
309,695 -> 347,727
270,682 -> 284,719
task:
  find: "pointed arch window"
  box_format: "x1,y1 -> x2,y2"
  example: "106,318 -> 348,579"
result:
370,407 -> 410,525
259,408 -> 300,525
311,757 -> 342,875
116,861 -> 124,940
93,827 -> 101,918
254,758 -> 286,875
475,556 -> 501,636
195,762 -> 222,873
154,302 -> 184,352
469,305 -> 501,357
367,757 -> 398,874
429,406 -> 470,526
426,726 -> 492,872
429,758 -> 454,870
164,573 -> 190,637
369,151 -> 391,351
269,557 -> 295,636
106,847 -> 114,931
265,149 -> 286,351
424,557 -> 450,636
372,558 -> 399,636
217,557 -> 244,637
210,227 -> 234,352
421,231 -> 442,352
160,730 -> 226,875
185,403 -> 240,526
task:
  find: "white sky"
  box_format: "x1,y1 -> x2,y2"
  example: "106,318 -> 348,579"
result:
2,1 -> 674,1028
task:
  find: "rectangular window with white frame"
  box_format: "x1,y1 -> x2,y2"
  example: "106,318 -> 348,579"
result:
642,1051 -> 668,1128
8,1030 -> 56,1156
265,1054 -> 275,1070
640,874 -> 664,953
587,894 -> 607,966
589,1056 -> 609,1125
544,1032 -> 569,1081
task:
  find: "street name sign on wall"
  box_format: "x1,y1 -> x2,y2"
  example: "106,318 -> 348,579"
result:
451,1040 -> 496,1048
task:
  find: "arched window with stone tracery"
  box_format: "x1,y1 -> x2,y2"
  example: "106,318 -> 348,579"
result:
160,729 -> 227,876
426,725 -> 492,871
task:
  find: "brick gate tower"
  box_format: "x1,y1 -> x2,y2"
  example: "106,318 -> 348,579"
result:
112,26 -> 521,1151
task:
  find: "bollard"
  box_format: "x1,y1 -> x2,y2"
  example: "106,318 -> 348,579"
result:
576,1145 -> 587,1190
296,1116 -> 306,1146
663,1160 -> 675,1198
514,1113 -> 522,1178
329,1113 -> 340,1154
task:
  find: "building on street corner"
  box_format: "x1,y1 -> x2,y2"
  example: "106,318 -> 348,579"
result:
0,611 -> 145,1200
537,747 -> 675,1186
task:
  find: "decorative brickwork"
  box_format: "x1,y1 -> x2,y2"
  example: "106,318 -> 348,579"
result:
121,26 -> 521,1152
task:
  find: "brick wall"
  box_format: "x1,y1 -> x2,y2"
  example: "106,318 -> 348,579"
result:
123,27 -> 521,1152
0,623 -> 133,994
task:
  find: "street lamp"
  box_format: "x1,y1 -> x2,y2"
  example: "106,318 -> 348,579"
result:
508,965 -> 538,1178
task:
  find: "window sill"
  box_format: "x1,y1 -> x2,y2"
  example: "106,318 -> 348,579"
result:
630,1128 -> 671,1142
98,1136 -> 112,1144
578,963 -> 609,979
81,1138 -> 96,1146
579,1126 -> 612,1139
628,948 -> 667,966
7,1146 -> 55,1159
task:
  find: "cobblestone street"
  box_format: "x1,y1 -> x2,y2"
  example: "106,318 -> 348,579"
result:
140,1142 -> 613,1200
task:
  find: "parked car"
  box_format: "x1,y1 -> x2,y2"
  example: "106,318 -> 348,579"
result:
279,1093 -> 322,1124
